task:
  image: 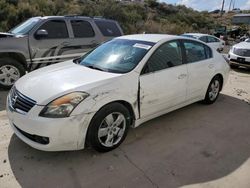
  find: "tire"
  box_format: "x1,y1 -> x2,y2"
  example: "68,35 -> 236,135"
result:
87,103 -> 130,152
0,57 -> 25,89
203,76 -> 222,105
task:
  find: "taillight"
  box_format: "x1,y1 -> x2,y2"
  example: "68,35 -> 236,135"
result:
222,55 -> 230,64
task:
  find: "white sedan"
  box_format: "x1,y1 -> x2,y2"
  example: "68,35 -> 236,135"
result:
182,33 -> 225,52
228,38 -> 250,69
6,34 -> 230,152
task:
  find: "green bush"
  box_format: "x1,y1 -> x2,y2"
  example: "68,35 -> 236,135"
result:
0,0 -> 217,35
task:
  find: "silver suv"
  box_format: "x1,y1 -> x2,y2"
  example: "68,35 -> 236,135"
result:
0,16 -> 123,89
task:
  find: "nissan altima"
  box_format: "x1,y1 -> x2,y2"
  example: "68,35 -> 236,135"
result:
6,34 -> 230,152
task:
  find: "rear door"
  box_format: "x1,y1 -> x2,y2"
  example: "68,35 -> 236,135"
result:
67,19 -> 100,57
182,40 -> 215,100
207,36 -> 221,50
139,40 -> 188,118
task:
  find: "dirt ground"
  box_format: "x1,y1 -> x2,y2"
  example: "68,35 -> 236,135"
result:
0,68 -> 249,188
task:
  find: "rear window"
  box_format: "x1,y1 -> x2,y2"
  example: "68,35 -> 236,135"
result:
71,20 -> 95,38
94,20 -> 122,37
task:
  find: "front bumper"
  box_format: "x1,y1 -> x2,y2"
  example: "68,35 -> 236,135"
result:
6,96 -> 93,151
228,52 -> 250,68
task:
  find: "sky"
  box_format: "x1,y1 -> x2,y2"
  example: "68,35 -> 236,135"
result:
159,0 -> 250,11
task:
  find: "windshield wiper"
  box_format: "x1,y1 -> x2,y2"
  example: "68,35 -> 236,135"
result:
85,65 -> 106,72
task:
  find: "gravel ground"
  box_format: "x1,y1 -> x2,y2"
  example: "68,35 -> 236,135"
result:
0,68 -> 249,188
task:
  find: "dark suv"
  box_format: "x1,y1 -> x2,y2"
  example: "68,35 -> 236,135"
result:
0,16 -> 123,88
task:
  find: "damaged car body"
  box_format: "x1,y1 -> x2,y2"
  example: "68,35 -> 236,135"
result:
6,34 -> 230,152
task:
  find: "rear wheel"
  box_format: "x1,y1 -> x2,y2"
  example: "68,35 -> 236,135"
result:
203,76 -> 222,104
87,103 -> 130,152
0,58 -> 25,89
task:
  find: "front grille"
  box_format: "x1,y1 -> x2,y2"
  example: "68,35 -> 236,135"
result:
9,87 -> 36,113
233,48 -> 250,57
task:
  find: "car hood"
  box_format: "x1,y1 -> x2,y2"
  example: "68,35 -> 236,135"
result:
15,61 -> 123,105
233,42 -> 250,49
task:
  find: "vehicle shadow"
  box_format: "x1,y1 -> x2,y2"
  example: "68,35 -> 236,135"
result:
232,67 -> 250,74
7,94 -> 250,188
0,89 -> 8,111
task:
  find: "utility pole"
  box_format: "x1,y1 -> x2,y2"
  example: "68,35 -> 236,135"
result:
220,0 -> 225,16
229,0 -> 233,11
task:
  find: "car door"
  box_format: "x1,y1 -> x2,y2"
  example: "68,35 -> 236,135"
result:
139,40 -> 188,118
182,40 -> 215,101
29,19 -> 71,67
67,19 -> 101,57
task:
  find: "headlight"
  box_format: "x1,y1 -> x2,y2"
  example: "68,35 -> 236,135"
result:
39,92 -> 89,118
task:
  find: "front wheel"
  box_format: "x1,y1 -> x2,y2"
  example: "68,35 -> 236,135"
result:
87,103 -> 130,152
203,76 -> 222,104
0,58 -> 25,89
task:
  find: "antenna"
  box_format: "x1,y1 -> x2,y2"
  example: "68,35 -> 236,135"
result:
229,0 -> 233,11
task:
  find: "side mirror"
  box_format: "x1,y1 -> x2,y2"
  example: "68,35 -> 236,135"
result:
35,29 -> 48,39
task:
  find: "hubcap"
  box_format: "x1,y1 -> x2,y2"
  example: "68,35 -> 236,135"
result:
0,65 -> 20,86
208,80 -> 220,101
98,112 -> 126,147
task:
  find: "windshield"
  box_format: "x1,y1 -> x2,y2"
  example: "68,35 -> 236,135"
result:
10,18 -> 41,35
79,39 -> 155,73
245,38 -> 250,42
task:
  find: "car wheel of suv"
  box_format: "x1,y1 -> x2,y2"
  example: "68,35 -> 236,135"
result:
0,58 -> 25,89
203,76 -> 222,104
87,103 -> 130,152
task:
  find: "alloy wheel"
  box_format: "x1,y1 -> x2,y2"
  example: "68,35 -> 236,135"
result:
0,65 -> 20,86
98,112 -> 126,147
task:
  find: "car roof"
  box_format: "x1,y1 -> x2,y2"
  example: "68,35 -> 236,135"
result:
33,16 -> 117,22
183,33 -> 208,37
116,34 -> 184,43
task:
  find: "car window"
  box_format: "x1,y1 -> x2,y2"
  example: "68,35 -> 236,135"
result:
199,36 -> 207,43
183,41 -> 209,63
204,45 -> 213,58
207,36 -> 219,43
94,20 -> 121,37
143,41 -> 183,74
37,20 -> 68,39
71,20 -> 95,38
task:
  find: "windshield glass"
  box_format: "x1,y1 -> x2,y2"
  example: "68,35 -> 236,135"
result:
10,18 -> 41,35
79,39 -> 155,73
245,38 -> 250,42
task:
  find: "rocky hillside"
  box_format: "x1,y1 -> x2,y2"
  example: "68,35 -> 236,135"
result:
0,0 -> 231,35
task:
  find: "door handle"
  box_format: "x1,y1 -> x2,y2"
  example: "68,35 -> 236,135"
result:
208,64 -> 214,69
61,42 -> 70,46
178,74 -> 187,79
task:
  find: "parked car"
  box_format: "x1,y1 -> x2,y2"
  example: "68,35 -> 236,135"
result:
181,33 -> 225,52
209,9 -> 220,14
228,38 -> 250,69
6,34 -> 230,152
232,8 -> 241,13
0,16 -> 123,89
